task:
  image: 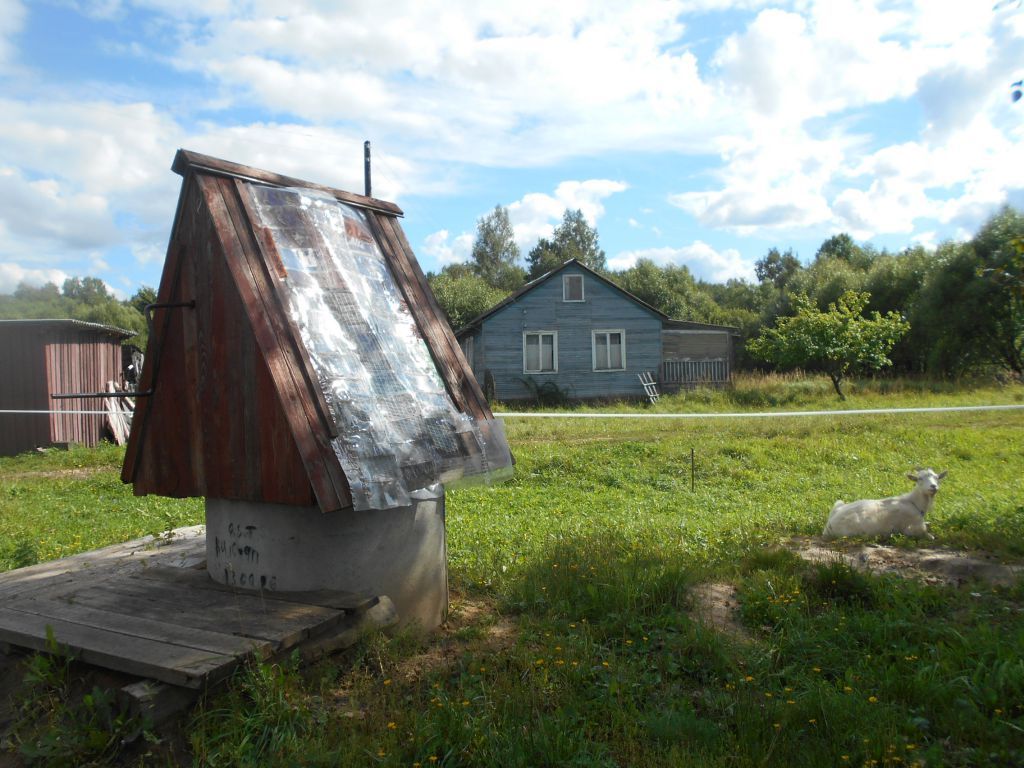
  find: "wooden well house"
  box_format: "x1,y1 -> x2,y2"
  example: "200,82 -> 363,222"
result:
123,150 -> 513,629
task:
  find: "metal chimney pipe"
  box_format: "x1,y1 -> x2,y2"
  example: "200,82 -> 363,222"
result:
364,140 -> 371,197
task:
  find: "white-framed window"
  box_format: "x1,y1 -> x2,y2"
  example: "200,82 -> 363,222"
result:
592,329 -> 626,371
523,331 -> 558,373
563,274 -> 584,302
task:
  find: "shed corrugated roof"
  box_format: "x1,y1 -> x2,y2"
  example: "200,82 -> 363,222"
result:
0,318 -> 136,338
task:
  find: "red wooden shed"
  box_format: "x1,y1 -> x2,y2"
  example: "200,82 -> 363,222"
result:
122,150 -> 511,514
0,319 -> 134,456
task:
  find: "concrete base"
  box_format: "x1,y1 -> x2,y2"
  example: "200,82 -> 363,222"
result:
205,486 -> 447,631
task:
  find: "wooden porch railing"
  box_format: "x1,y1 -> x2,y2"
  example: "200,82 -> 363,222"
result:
661,358 -> 730,388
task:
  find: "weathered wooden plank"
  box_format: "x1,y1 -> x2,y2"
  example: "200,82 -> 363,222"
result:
97,577 -> 348,649
55,583 -> 338,651
120,680 -> 199,727
121,173 -> 196,485
134,565 -> 379,612
7,593 -> 269,659
374,214 -> 492,420
0,527 -> 206,594
297,596 -> 397,662
0,607 -> 236,688
172,149 -> 404,217
199,175 -> 350,511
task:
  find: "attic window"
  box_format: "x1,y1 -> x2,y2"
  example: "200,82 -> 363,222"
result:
563,274 -> 584,302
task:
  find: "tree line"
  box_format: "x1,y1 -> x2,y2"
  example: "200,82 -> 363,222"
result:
427,205 -> 1024,381
0,278 -> 155,350
3,206 -> 1020,382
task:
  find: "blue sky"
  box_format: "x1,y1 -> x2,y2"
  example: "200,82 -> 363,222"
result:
1,0 -> 1022,297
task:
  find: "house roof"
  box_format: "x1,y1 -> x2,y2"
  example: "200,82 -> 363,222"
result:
456,259 -> 669,337
123,149 -> 510,513
0,318 -> 136,339
455,259 -> 739,336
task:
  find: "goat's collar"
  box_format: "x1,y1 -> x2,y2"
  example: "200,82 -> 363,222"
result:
908,497 -> 927,516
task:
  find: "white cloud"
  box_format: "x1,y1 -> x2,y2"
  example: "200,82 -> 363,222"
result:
0,0 -> 25,67
0,167 -> 119,254
609,241 -> 754,283
0,262 -> 69,294
507,179 -> 627,249
421,229 -> 473,266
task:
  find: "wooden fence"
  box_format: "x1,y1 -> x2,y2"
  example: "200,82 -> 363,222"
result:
661,358 -> 730,389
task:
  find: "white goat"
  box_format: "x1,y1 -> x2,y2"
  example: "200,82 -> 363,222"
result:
822,469 -> 947,540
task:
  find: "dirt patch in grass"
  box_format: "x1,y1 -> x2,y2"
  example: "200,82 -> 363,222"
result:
389,592 -> 519,685
784,536 -> 1024,588
689,582 -> 751,642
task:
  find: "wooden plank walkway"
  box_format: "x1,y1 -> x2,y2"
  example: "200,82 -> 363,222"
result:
0,526 -> 392,689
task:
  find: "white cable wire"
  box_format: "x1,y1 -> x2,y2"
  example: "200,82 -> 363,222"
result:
497,404 -> 1024,419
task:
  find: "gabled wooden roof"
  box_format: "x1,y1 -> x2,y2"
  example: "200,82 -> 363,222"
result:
122,150 -> 498,513
455,258 -> 669,337
455,258 -> 740,337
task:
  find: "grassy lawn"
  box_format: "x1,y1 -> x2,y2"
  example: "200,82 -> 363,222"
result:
2,379 -> 1023,766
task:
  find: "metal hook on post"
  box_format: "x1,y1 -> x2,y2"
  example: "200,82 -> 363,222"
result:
51,300 -> 196,400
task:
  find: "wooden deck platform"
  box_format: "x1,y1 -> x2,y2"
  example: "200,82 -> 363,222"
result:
0,526 -> 395,689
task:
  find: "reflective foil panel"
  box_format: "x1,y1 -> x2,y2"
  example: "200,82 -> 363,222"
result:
246,184 -> 512,510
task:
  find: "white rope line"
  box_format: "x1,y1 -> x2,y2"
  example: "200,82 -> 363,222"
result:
498,404 -> 1024,419
0,410 -> 128,416
3,404 -> 1023,419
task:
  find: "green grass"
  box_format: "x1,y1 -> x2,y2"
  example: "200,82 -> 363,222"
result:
0,443 -> 202,570
2,380 -> 1023,766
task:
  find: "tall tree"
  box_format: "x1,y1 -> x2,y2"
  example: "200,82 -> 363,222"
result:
470,206 -> 524,291
815,233 -> 874,271
747,291 -> 909,400
526,209 -> 607,279
427,264 -> 507,330
755,247 -> 800,290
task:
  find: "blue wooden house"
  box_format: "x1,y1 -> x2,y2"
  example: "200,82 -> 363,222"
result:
455,260 -> 737,402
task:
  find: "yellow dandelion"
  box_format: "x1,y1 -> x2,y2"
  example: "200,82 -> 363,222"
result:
429,757 -> 439,764
808,718 -> 817,724
535,658 -> 545,665
787,699 -> 796,705
868,696 -> 878,703
773,723 -> 781,730
765,692 -> 773,698
383,679 -> 393,686
387,721 -> 397,730
602,661 -> 610,668
844,686 -> 853,693
745,675 -> 754,682
812,667 -> 821,673
462,700 -> 470,706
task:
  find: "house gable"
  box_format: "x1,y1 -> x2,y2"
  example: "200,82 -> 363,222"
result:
471,262 -> 663,401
